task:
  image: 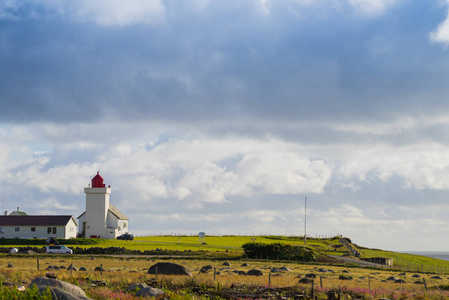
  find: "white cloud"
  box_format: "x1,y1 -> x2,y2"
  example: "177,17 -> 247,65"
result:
430,4 -> 449,46
347,0 -> 400,16
72,0 -> 166,26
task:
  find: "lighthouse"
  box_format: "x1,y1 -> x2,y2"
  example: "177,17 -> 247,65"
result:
78,172 -> 129,239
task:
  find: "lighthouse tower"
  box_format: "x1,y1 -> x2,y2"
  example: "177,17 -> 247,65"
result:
84,172 -> 111,238
78,172 -> 129,239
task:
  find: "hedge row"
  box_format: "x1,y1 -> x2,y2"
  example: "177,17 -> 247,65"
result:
242,242 -> 315,261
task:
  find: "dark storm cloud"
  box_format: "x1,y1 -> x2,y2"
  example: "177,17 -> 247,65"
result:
1,1 -> 449,125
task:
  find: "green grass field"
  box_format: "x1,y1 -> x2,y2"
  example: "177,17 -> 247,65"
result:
2,235 -> 448,274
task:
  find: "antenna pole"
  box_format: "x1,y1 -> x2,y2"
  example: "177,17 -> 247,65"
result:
304,196 -> 307,245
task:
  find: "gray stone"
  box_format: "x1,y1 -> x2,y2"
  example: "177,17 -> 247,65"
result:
39,286 -> 92,300
222,262 -> 231,267
247,269 -> 263,276
136,287 -> 165,297
29,277 -> 88,299
298,277 -> 313,284
126,283 -> 149,291
79,267 -> 87,271
147,262 -> 192,276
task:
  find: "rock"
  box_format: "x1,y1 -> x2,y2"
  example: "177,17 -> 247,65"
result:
386,276 -> 398,281
39,286 -> 92,300
17,285 -> 26,291
29,277 -> 89,299
298,277 -> 313,284
414,281 -> 424,284
68,265 -> 78,271
398,273 -> 406,276
412,274 -> 421,278
279,266 -> 291,271
339,275 -> 353,280
395,279 -> 406,283
200,265 -> 213,273
126,283 -> 149,291
237,271 -> 247,275
52,266 -> 60,270
79,267 -> 87,271
241,263 -> 249,267
342,270 -> 350,273
94,266 -> 105,272
136,287 -> 165,297
431,276 -> 443,279
147,262 -> 192,276
45,272 -> 57,279
247,269 -> 263,276
7,263 -> 13,268
305,273 -> 317,278
222,262 -> 231,267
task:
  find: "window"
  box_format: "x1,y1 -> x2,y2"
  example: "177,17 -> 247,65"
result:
31,227 -> 36,232
15,227 -> 20,232
123,222 -> 127,228
47,227 -> 51,234
0,227 -> 4,234
52,227 -> 57,234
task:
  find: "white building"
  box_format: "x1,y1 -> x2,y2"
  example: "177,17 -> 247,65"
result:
77,172 -> 129,239
0,215 -> 78,239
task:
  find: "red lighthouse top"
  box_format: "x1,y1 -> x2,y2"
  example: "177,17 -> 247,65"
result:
91,172 -> 106,188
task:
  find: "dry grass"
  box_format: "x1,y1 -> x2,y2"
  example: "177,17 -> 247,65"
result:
1,254 -> 449,299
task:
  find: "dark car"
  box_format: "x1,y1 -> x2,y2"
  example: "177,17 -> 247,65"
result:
116,233 -> 134,240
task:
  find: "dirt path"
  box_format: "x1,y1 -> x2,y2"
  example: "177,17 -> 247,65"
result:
328,255 -> 394,269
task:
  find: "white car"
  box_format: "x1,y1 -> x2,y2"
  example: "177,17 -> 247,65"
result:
46,245 -> 73,254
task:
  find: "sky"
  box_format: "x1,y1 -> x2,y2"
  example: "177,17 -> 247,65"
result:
1,0 -> 449,252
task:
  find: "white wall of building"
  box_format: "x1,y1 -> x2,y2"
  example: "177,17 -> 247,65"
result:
84,187 -> 110,238
0,219 -> 77,239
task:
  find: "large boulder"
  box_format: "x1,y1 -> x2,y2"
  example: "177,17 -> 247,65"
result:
29,277 -> 89,299
126,283 -> 149,291
39,286 -> 91,300
136,287 -> 165,297
147,262 -> 192,276
247,269 -> 263,276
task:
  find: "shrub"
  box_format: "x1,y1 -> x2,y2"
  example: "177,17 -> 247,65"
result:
242,242 -> 315,261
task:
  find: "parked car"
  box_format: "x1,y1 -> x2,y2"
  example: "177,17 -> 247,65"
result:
46,245 -> 73,254
116,233 -> 134,240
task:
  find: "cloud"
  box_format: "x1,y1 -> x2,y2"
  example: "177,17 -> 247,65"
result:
430,3 -> 449,46
0,0 -> 166,26
71,0 -> 166,26
346,0 -> 400,16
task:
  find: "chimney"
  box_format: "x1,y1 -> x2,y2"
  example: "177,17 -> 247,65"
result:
17,207 -> 20,211
4,210 -> 8,216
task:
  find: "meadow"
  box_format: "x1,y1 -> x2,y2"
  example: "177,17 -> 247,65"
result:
1,236 -> 449,299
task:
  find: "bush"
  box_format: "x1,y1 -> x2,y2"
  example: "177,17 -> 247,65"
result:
242,242 -> 315,261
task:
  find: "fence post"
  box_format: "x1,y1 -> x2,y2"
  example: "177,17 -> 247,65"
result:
269,273 -> 271,286
100,264 -> 103,276
320,276 -> 323,288
423,278 -> 427,292
213,268 -> 216,281
37,259 -> 39,271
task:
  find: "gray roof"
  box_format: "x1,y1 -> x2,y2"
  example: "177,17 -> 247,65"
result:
0,215 -> 77,226
108,203 -> 129,220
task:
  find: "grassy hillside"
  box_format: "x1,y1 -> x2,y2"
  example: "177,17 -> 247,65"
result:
2,235 -> 448,274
